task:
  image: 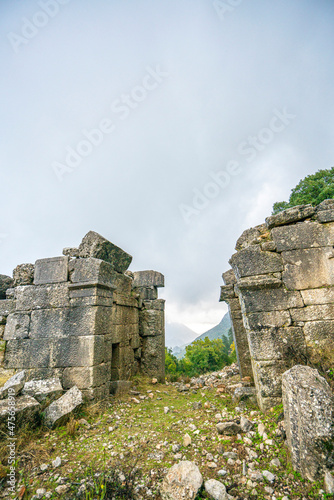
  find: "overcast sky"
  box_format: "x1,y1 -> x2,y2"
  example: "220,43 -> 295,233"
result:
1,0 -> 334,334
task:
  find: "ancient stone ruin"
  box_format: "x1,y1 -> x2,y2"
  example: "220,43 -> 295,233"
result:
0,231 -> 165,401
220,200 -> 334,410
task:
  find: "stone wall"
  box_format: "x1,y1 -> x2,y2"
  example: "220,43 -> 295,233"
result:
220,201 -> 334,410
0,231 -> 165,401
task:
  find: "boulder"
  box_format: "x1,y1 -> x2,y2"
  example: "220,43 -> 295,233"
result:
22,378 -> 63,403
282,365 -> 334,481
0,370 -> 26,399
0,275 -> 14,299
44,386 -> 83,428
78,231 -> 132,273
204,479 -> 228,500
216,422 -> 241,435
12,264 -> 34,286
0,395 -> 40,433
160,461 -> 203,500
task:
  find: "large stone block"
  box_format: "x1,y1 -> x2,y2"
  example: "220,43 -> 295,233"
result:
4,313 -> 30,340
301,287 -> 334,305
139,309 -> 164,337
62,363 -> 110,389
290,304 -> 334,322
22,377 -> 63,403
15,283 -> 70,311
34,256 -> 69,285
235,226 -> 264,251
132,270 -> 164,288
29,306 -> 113,339
78,231 -> 132,273
247,327 -> 306,362
236,275 -> 282,291
0,275 -> 14,299
69,258 -> 118,290
244,310 -> 291,330
13,264 -> 34,286
271,221 -> 332,252
239,288 -> 303,313
282,248 -> 334,290
230,247 -> 283,279
282,365 -> 334,480
222,269 -> 237,286
0,370 -> 26,399
317,209 -> 334,223
160,461 -> 203,500
141,334 -> 165,381
0,395 -> 40,433
253,359 -> 289,402
229,315 -> 252,379
265,204 -> 315,229
4,335 -> 106,369
219,285 -> 235,301
0,300 -> 15,316
44,386 -> 83,428
142,299 -> 165,311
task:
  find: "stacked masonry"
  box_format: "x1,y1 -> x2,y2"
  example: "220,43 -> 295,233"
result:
0,231 -> 165,401
220,200 -> 334,410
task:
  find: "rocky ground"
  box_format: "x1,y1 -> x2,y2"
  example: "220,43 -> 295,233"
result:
0,365 -> 328,500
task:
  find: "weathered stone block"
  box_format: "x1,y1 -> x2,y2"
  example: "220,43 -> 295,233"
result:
244,310 -> 291,330
44,386 -> 83,428
142,299 -> 165,311
110,380 -> 132,395
29,306 -> 113,338
4,313 -> 30,340
0,395 -> 40,433
301,287 -> 334,305
265,204 -> 315,229
0,300 -> 15,316
34,256 -> 69,285
78,231 -> 132,273
317,199 -> 334,211
230,247 -> 283,279
271,221 -> 332,252
22,377 -> 63,403
282,365 -> 334,481
235,227 -> 263,251
62,247 -> 79,257
253,360 -> 288,402
62,363 -> 110,390
219,285 -> 235,301
236,275 -> 282,291
15,283 -> 70,311
132,270 -> 164,288
239,288 -> 303,313
139,309 -> 164,337
133,286 -> 158,300
290,304 -> 334,322
81,383 -> 109,402
247,327 -> 306,362
69,258 -> 118,290
0,275 -> 14,299
282,248 -> 334,290
13,264 -> 34,286
317,209 -> 334,223
160,461 -> 203,500
222,269 -> 237,286
228,316 -> 252,379
261,241 -> 276,252
141,334 -> 165,381
0,370 -> 26,399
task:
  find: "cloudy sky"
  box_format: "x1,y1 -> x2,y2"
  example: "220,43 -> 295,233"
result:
1,0 -> 334,337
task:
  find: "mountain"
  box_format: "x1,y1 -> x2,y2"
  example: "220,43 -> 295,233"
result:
165,322 -> 198,349
193,312 -> 231,342
171,312 -> 232,359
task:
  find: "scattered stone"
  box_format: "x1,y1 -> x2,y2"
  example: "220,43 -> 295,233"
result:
172,444 -> 180,453
0,370 -> 26,399
0,395 -> 40,432
192,401 -> 202,410
183,433 -> 191,446
52,457 -> 61,468
55,485 -> 69,495
223,452 -> 238,460
164,406 -> 169,414
207,462 -> 218,468
40,463 -> 48,472
324,471 -> 334,494
270,458 -> 281,468
152,378 -> 158,384
217,470 -> 227,477
36,488 -> 47,499
217,422 -> 241,435
160,461 -> 203,500
240,416 -> 253,432
44,386 -> 83,428
204,478 -> 228,500
262,470 -> 275,483
22,377 -> 63,403
258,423 -> 266,436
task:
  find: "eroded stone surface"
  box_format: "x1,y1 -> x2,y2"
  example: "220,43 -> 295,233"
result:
160,461 -> 203,500
44,385 -> 83,428
78,231 -> 132,273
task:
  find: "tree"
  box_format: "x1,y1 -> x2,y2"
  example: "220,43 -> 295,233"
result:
184,337 -> 229,374
272,167 -> 334,215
